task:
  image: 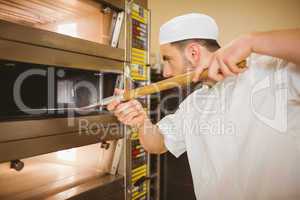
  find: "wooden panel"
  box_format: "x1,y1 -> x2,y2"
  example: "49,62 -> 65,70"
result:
0,39 -> 123,73
0,20 -> 125,62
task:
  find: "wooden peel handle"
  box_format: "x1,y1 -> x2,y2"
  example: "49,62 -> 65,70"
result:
123,60 -> 247,101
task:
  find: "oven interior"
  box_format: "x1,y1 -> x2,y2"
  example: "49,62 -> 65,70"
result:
0,0 -> 116,45
0,59 -> 120,121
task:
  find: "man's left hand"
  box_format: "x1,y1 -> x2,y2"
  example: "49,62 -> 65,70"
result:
193,34 -> 253,82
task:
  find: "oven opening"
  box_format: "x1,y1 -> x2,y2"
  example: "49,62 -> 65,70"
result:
0,0 -> 115,45
0,60 -> 119,121
0,142 -> 121,199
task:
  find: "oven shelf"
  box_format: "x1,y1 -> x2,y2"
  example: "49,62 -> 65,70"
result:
0,114 -> 123,163
0,159 -> 123,200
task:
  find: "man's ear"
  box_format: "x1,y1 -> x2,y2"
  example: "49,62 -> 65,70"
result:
184,43 -> 201,67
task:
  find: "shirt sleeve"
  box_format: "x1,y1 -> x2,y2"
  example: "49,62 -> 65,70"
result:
286,62 -> 300,100
157,113 -> 186,158
247,54 -> 300,98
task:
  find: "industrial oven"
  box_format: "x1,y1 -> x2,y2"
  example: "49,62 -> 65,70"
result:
0,0 -> 158,200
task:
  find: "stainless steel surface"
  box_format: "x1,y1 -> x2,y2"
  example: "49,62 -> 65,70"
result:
101,94 -> 124,106
0,20 -> 125,65
0,1 -> 127,199
81,94 -> 124,110
0,114 -> 122,163
0,39 -> 124,73
124,2 -> 132,199
110,139 -> 124,175
111,11 -> 125,48
146,6 -> 152,200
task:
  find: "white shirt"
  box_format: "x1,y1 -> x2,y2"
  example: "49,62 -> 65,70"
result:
157,54 -> 300,200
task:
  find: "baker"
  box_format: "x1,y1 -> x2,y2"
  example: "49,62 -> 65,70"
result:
108,13 -> 300,199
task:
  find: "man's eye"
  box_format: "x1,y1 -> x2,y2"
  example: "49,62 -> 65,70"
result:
162,56 -> 171,62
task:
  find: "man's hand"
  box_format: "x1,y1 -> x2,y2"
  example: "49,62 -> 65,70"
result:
193,34 -> 252,82
107,89 -> 148,128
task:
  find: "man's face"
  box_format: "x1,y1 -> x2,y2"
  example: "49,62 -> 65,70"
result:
160,44 -> 192,78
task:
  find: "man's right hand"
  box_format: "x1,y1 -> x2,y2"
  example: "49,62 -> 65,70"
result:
108,89 -> 167,154
107,89 -> 148,128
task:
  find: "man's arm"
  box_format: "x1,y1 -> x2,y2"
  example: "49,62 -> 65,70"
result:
138,118 -> 167,154
107,93 -> 167,154
193,28 -> 300,81
251,29 -> 300,65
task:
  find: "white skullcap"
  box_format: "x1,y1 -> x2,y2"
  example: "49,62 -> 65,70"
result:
159,13 -> 219,45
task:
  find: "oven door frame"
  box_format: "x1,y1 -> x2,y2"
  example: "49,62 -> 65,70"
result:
0,20 -> 124,163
